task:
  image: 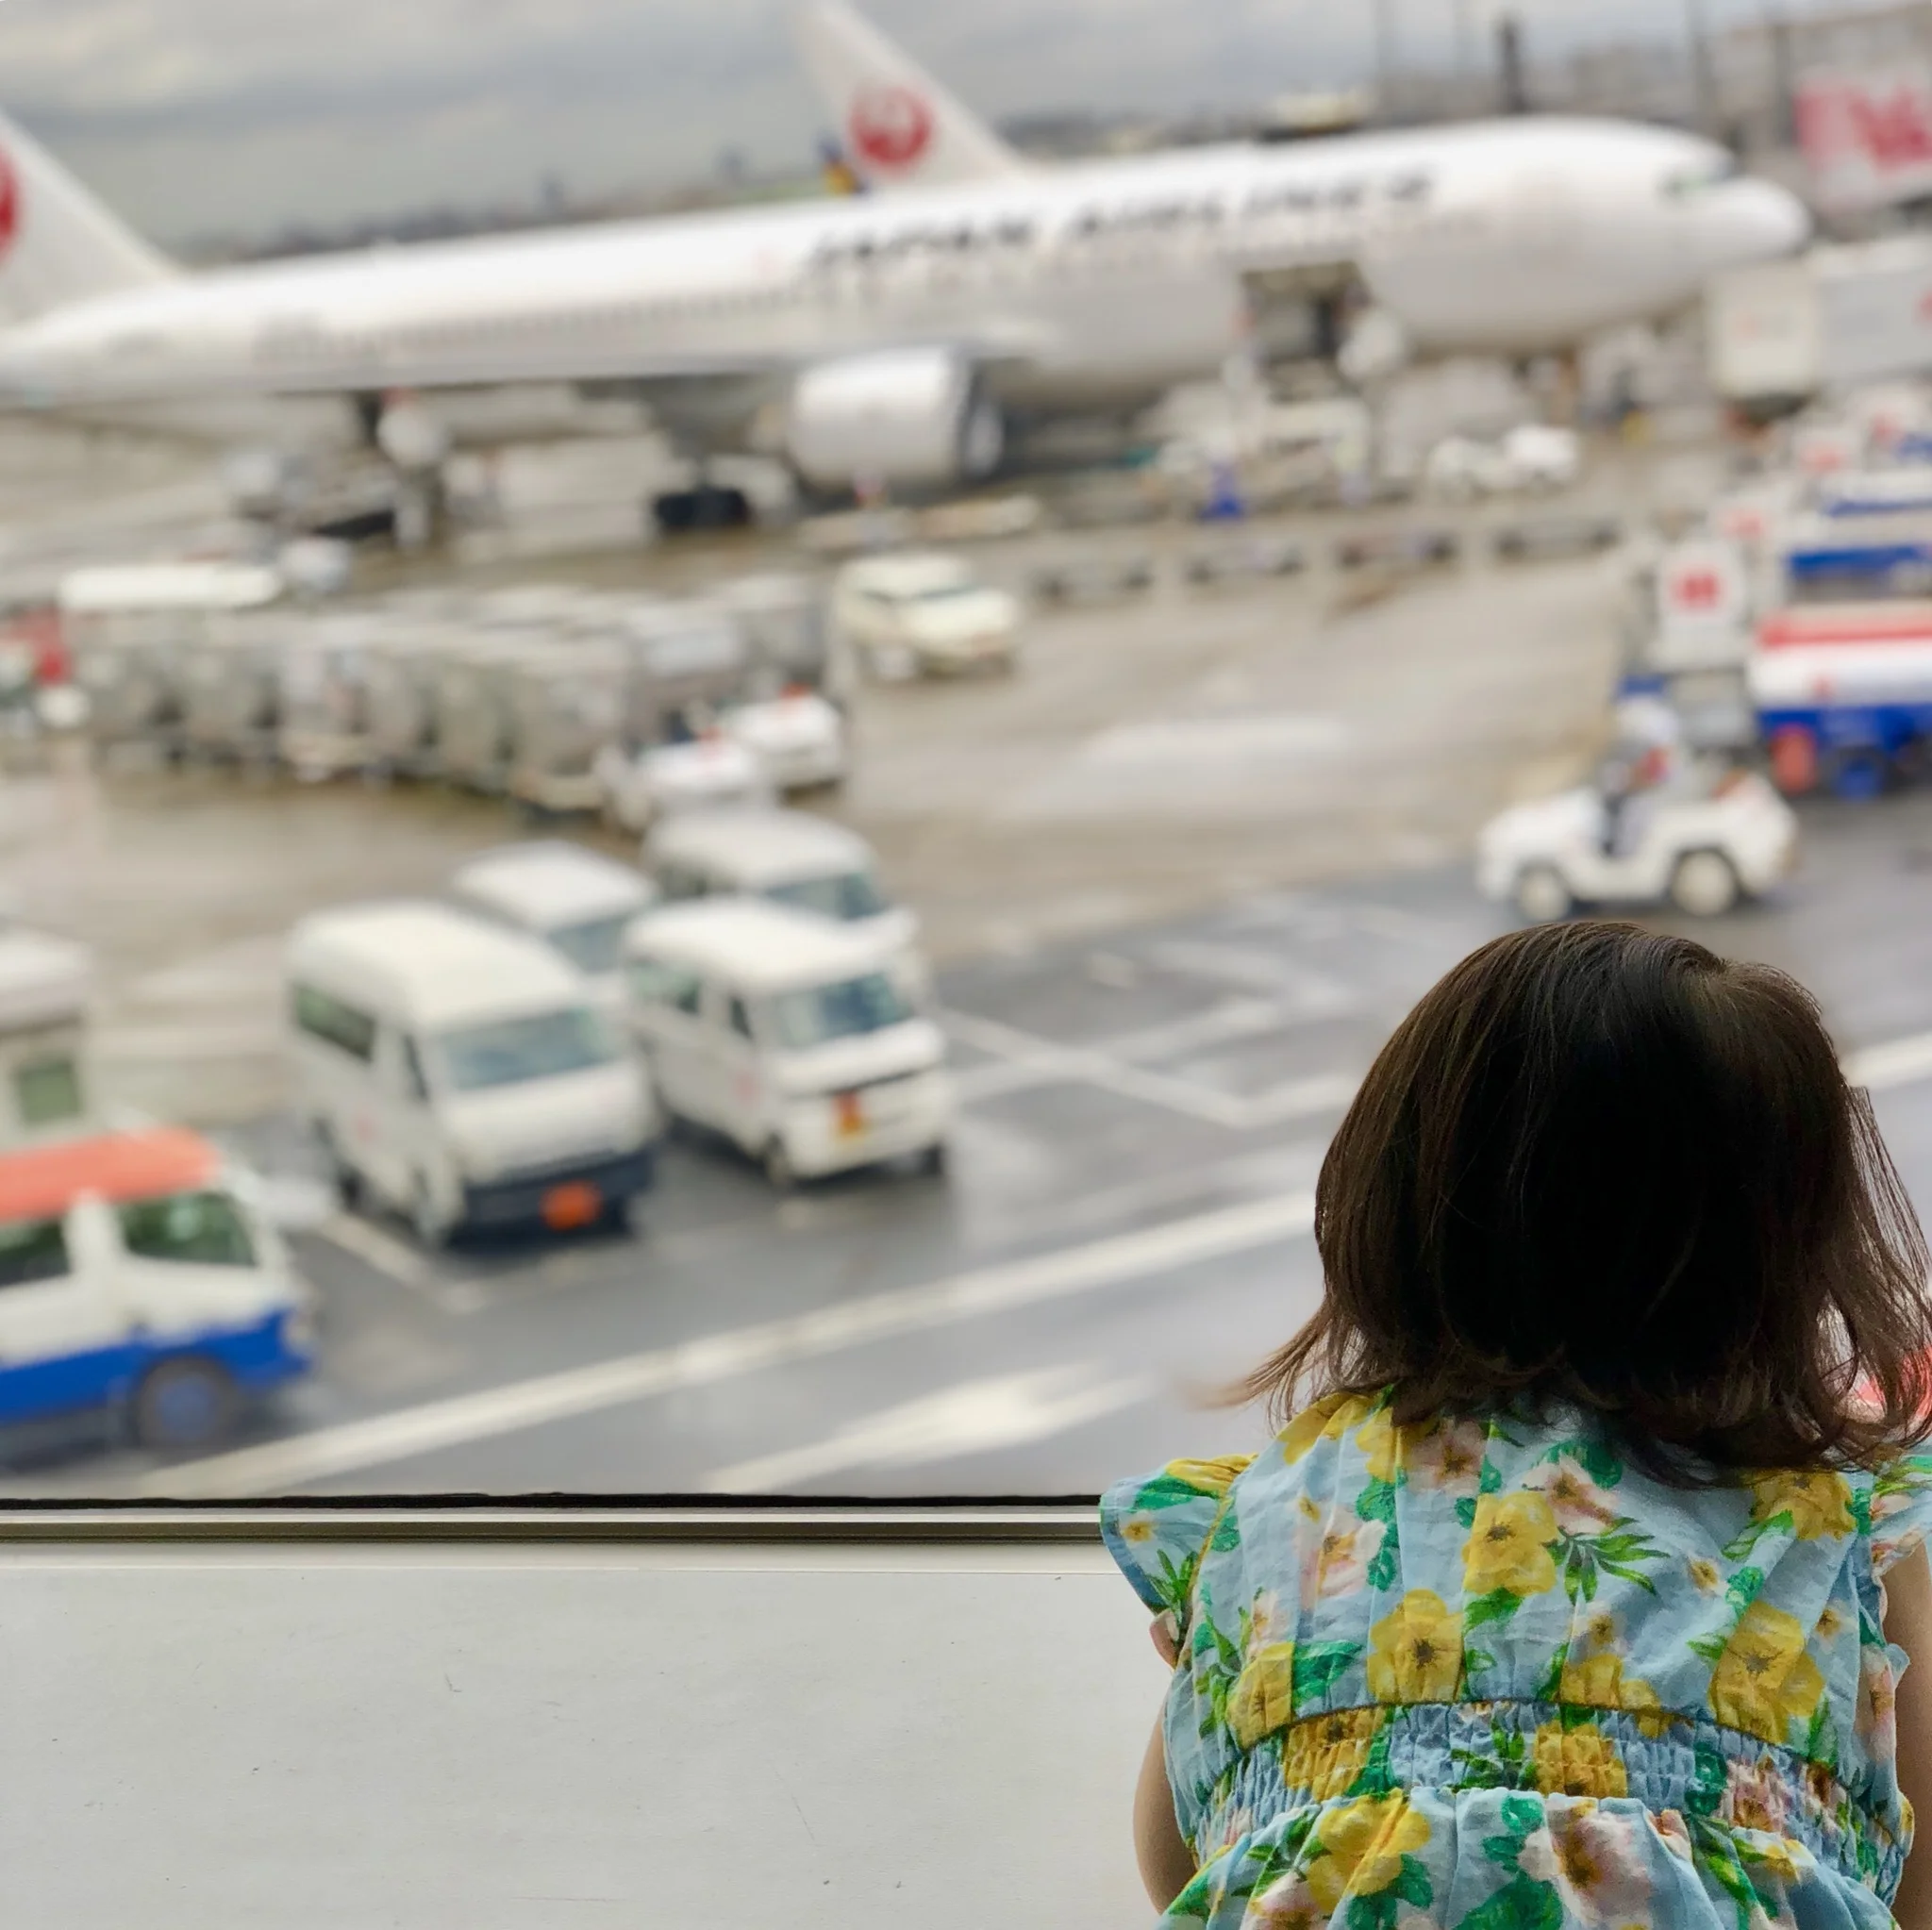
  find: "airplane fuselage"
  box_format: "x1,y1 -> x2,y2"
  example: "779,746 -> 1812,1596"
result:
0,118 -> 1807,429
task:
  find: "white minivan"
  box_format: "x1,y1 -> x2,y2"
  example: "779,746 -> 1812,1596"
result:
625,902 -> 950,1189
288,903 -> 657,1245
449,842 -> 658,1015
645,809 -> 924,984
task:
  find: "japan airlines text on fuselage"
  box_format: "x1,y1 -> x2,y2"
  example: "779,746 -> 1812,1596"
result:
0,119 -> 1807,422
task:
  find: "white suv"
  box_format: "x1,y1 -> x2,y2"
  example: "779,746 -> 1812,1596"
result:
831,552 -> 1021,681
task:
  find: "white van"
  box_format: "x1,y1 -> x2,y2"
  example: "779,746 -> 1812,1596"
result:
645,809 -> 922,981
288,903 -> 656,1245
625,903 -> 950,1189
449,843 -> 658,1014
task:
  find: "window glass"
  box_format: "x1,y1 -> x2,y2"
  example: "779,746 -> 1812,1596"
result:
117,1190 -> 256,1269
549,914 -> 633,975
764,871 -> 890,923
432,1007 -> 620,1093
630,960 -> 704,1014
773,973 -> 914,1052
15,1057 -> 84,1128
292,984 -> 377,1061
656,864 -> 709,903
0,1216 -> 71,1290
727,995 -> 756,1040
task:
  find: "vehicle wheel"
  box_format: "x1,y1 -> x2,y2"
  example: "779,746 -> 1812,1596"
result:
920,1141 -> 949,1179
1670,849 -> 1740,918
133,1356 -> 240,1454
314,1126 -> 361,1208
762,1140 -> 800,1192
1512,865 -> 1574,924
410,1174 -> 456,1250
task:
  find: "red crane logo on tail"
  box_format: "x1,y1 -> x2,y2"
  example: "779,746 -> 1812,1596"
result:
849,84 -> 935,172
0,150 -> 21,258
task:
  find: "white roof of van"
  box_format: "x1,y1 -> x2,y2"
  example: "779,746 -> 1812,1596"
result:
648,809 -> 874,888
289,903 -> 588,1027
58,563 -> 284,615
0,929 -> 92,1031
838,551 -> 974,595
451,844 -> 654,931
625,901 -> 891,993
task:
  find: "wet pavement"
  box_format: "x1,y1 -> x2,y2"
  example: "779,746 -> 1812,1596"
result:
8,790 -> 1932,1502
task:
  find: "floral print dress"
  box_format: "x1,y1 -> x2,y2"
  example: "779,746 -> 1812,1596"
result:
1101,1392 -> 1932,1930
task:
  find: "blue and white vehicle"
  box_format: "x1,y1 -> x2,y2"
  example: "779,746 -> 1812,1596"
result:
1753,603 -> 1932,799
0,1128 -> 314,1451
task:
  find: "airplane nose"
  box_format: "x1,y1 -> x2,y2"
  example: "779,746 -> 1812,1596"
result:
1708,177 -> 1812,268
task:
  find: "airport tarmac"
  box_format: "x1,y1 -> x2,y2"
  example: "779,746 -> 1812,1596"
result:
8,789 -> 1932,1503
0,413 -> 1793,1502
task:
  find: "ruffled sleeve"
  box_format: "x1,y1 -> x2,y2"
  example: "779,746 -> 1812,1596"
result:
1871,1455 -> 1932,1573
1099,1455 -> 1253,1621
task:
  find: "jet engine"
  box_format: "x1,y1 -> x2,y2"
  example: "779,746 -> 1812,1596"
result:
785,346 -> 1004,491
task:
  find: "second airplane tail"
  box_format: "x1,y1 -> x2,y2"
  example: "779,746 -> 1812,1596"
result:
0,109 -> 173,326
791,2 -> 1029,193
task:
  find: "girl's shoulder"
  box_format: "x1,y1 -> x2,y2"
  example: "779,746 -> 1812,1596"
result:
1102,1394 -> 1932,1622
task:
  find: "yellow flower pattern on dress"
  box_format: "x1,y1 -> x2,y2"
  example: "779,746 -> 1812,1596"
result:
1101,1398 -> 1932,1930
1464,1490 -> 1560,1598
1280,1393 -> 1375,1466
1530,1720 -> 1630,1798
1367,1589 -> 1463,1702
1231,1643 -> 1299,1749
1748,1470 -> 1856,1542
1305,1794 -> 1431,1911
1709,1601 -> 1826,1745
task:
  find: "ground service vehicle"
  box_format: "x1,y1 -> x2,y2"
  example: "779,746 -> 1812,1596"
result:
0,926 -> 93,1147
646,809 -> 922,981
449,843 -> 658,1015
831,553 -> 1021,680
288,903 -> 656,1245
1477,771 -> 1799,922
0,1127 -> 312,1449
625,902 -> 950,1188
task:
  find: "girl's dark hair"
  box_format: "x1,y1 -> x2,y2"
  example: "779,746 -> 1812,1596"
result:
1240,921 -> 1932,1474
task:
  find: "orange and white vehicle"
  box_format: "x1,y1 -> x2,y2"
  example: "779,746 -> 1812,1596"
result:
0,1128 -> 314,1451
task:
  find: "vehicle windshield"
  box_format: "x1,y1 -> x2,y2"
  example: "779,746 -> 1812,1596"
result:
432,1007 -> 620,1092
772,972 -> 915,1051
764,871 -> 890,922
547,914 -> 634,975
118,1190 -> 257,1269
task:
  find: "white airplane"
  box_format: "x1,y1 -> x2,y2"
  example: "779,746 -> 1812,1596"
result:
0,2 -> 1807,498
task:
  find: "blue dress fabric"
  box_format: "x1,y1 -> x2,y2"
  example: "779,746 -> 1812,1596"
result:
1101,1394 -> 1932,1930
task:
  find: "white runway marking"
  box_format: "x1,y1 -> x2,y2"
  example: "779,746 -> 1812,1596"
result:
147,1190 -> 1318,1498
704,1365 -> 1153,1494
317,1212 -> 432,1289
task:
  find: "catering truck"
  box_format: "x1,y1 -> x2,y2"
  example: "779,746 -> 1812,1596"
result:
1707,239 -> 1932,416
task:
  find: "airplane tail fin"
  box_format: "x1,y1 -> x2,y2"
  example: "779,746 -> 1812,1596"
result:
0,109 -> 174,324
791,2 -> 1029,193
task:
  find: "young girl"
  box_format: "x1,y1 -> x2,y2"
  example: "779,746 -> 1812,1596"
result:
1104,923 -> 1932,1930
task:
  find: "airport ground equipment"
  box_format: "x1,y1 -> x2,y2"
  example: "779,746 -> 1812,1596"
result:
432,635 -> 531,795
0,1127 -> 313,1449
0,927 -> 93,1149
361,622 -> 461,780
1753,603 -> 1932,800
1476,768 -> 1799,923
178,613 -> 286,765
61,563 -> 282,757
277,611 -> 380,781
507,641 -> 629,816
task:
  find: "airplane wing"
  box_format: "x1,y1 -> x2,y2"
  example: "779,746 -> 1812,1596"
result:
791,2 -> 1030,194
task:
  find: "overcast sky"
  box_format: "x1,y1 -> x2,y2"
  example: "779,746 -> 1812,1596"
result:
0,0 -> 1858,245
